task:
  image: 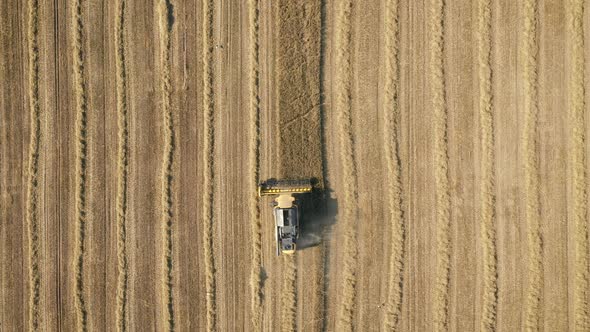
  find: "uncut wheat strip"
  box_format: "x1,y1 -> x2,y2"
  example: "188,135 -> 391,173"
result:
157,1 -> 176,331
429,0 -> 451,330
114,0 -> 130,330
569,1 -> 589,330
302,0 -> 325,327
521,0 -> 543,330
72,0 -> 89,329
380,0 -> 405,330
247,0 -> 264,330
202,0 -> 217,330
26,0 -> 42,329
476,0 -> 498,330
333,0 -> 359,331
280,255 -> 297,332
275,3 -> 303,330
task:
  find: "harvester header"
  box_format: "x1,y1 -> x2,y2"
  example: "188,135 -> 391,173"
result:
258,179 -> 312,197
258,178 -> 313,255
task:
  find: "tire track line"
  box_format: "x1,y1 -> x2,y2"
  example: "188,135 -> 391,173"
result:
429,0 -> 451,330
521,1 -> 543,330
26,0 -> 41,329
158,0 -> 175,330
280,255 -> 297,332
114,0 -> 129,330
381,0 -> 405,330
72,0 -> 89,329
569,1 -> 589,330
333,0 -> 359,330
247,0 -> 263,329
202,0 -> 217,330
476,0 -> 498,330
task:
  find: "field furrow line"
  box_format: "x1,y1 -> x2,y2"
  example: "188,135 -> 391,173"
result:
569,1 -> 589,330
280,255 -> 297,332
115,0 -> 129,330
158,0 -> 175,330
476,0 -> 498,330
381,0 -> 405,330
26,0 -> 41,329
202,0 -> 217,330
429,0 -> 451,330
333,0 -> 359,330
72,0 -> 89,329
521,0 -> 543,330
247,0 -> 263,330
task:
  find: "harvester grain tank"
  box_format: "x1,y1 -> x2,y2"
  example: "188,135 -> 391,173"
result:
258,179 -> 312,255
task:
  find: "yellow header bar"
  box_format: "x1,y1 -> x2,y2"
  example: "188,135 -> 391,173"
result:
258,179 -> 313,196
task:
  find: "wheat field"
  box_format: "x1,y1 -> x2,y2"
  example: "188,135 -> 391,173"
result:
1,0 -> 589,330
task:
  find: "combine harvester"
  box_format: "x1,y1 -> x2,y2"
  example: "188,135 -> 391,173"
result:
258,179 -> 312,255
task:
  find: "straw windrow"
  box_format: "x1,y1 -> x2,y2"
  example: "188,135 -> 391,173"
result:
569,1 -> 589,330
247,0 -> 264,329
521,0 -> 543,330
429,0 -> 451,330
476,0 -> 498,330
381,0 -> 405,330
72,0 -> 89,329
202,0 -> 217,330
157,0 -> 176,330
26,0 -> 42,329
114,0 -> 129,329
333,0 -> 359,330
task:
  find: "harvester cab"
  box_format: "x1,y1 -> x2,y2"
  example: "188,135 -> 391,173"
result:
258,179 -> 312,256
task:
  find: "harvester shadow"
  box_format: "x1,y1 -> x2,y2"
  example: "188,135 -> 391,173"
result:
297,178 -> 337,250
